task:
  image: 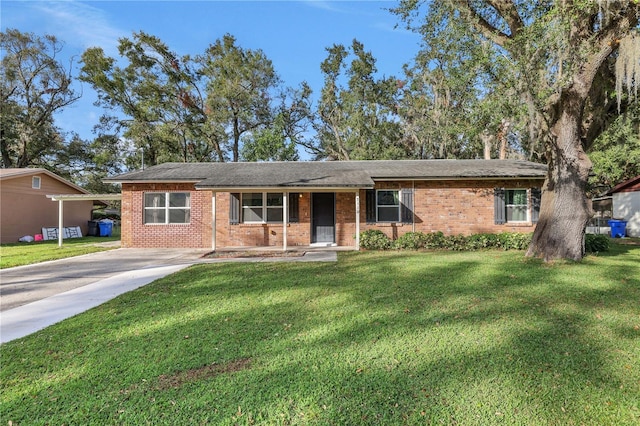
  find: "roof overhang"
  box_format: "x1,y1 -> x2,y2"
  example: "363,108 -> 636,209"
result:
103,179 -> 201,185
197,186 -> 369,192
47,193 -> 122,202
371,176 -> 546,181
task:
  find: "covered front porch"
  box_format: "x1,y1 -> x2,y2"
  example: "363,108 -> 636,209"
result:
208,189 -> 364,252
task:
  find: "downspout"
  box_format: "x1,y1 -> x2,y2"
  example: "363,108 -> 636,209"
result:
211,192 -> 216,251
412,180 -> 416,233
355,190 -> 361,250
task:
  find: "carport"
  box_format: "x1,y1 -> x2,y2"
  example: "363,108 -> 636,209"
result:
47,193 -> 122,247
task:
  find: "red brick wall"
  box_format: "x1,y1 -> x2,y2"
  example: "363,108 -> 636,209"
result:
215,192 -> 312,248
359,179 -> 541,240
121,183 -> 211,248
121,179 -> 541,248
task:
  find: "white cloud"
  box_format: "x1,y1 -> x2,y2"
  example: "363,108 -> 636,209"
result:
31,1 -> 125,55
302,0 -> 348,13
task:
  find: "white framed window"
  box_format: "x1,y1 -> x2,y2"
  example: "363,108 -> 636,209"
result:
241,192 -> 284,223
377,190 -> 400,222
32,176 -> 41,189
505,189 -> 528,222
144,192 -> 190,224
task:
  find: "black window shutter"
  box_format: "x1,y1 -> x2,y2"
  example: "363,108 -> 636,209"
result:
366,189 -> 376,223
531,188 -> 541,223
230,193 -> 240,224
401,188 -> 414,224
288,193 -> 299,223
494,188 -> 506,225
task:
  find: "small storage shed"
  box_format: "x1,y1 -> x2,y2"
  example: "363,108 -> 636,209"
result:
606,175 -> 640,238
0,168 -> 95,243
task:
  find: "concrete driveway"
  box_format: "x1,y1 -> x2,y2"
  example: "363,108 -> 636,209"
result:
0,247 -> 337,344
1,248 -> 207,311
0,248 -> 207,344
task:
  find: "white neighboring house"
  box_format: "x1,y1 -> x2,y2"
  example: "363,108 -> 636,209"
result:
606,175 -> 640,238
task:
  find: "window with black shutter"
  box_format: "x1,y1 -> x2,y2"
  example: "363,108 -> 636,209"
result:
401,188 -> 414,224
531,188 -> 541,223
494,188 -> 506,224
229,193 -> 240,224
365,189 -> 376,223
289,193 -> 299,223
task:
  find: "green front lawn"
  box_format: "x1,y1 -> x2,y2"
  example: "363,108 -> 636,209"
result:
0,230 -> 120,269
1,245 -> 639,425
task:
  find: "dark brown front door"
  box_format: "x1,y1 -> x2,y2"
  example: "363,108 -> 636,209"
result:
312,193 -> 335,243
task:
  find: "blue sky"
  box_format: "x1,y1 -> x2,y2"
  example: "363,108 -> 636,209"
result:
2,0 -> 421,142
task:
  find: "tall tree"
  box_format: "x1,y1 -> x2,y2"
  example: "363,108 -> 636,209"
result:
394,1 -> 640,261
1,29 -> 79,168
588,102 -> 640,193
198,34 -> 280,162
241,83 -> 313,161
314,40 -> 405,160
80,32 -> 225,166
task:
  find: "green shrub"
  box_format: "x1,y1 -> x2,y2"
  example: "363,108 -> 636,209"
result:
585,234 -> 610,253
422,231 -> 446,249
393,232 -> 427,250
359,230 -> 534,252
441,234 -> 468,251
359,229 -> 392,250
466,233 -> 499,250
495,232 -> 531,250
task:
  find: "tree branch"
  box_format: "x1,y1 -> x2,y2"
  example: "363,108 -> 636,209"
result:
452,0 -> 512,47
487,0 -> 524,36
577,11 -> 638,99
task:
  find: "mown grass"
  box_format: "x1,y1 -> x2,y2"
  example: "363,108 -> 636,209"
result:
0,229 -> 120,269
1,244 -> 638,425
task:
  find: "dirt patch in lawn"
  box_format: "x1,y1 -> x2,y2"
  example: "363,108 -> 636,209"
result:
155,358 -> 252,390
204,250 -> 306,259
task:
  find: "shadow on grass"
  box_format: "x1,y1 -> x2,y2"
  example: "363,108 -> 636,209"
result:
1,249 -> 639,424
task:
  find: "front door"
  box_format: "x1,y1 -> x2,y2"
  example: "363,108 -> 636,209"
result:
312,192 -> 335,244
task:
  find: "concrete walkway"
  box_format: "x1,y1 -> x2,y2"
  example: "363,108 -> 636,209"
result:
0,248 -> 336,344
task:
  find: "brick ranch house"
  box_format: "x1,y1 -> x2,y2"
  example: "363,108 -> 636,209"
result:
104,159 -> 547,250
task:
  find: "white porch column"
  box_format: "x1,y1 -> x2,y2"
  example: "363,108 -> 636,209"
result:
283,192 -> 288,252
58,200 -> 64,247
355,190 -> 360,250
211,192 -> 217,251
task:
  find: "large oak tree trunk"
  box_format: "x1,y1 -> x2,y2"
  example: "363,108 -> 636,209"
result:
526,98 -> 593,262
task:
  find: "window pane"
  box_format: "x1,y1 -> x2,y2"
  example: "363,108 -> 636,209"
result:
267,207 -> 283,222
243,207 -> 263,222
507,206 -> 527,222
145,209 -> 166,224
169,209 -> 190,223
145,193 -> 165,208
266,193 -> 283,207
505,189 -> 528,222
378,206 -> 399,222
242,193 -> 263,207
169,192 -> 190,208
506,190 -> 527,205
377,190 -> 399,206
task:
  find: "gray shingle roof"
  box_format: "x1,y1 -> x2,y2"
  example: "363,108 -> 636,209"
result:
105,160 -> 547,189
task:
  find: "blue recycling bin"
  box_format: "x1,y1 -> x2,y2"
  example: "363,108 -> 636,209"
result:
98,221 -> 113,237
608,220 -> 627,238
